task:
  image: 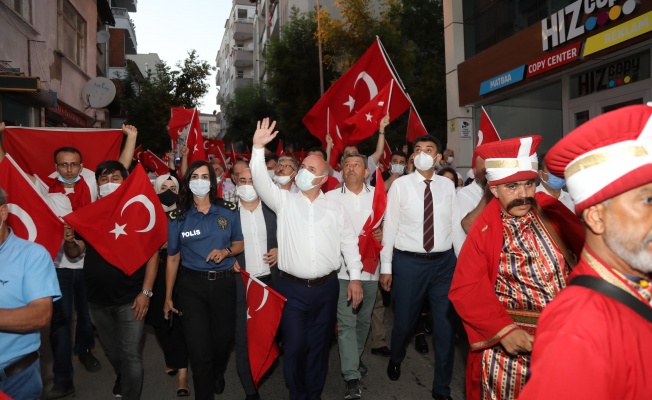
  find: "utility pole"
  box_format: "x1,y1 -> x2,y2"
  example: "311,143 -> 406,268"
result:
316,0 -> 324,95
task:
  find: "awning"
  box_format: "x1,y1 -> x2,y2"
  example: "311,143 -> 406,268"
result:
4,89 -> 56,108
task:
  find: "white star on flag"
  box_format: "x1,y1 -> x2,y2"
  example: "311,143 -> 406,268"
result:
343,96 -> 355,112
110,222 -> 128,239
365,112 -> 373,122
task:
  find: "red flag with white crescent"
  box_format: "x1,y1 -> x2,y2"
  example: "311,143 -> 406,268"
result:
407,107 -> 428,143
327,107 -> 345,169
142,150 -> 169,176
63,165 -> 167,275
359,168 -> 386,274
477,106 -> 501,147
240,269 -> 286,387
168,107 -> 194,141
0,155 -> 64,259
2,126 -> 122,181
302,39 -> 411,147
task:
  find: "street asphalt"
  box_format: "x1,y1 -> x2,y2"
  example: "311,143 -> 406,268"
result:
39,305 -> 468,400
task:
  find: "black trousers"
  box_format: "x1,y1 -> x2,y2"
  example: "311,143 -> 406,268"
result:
176,270 -> 236,400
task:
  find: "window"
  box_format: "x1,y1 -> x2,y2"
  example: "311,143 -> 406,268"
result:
57,0 -> 86,68
200,123 -> 208,134
237,8 -> 247,20
2,0 -> 32,23
237,70 -> 244,78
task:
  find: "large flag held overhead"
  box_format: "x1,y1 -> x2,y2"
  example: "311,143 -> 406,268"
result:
345,79 -> 409,143
407,107 -> 428,143
167,107 -> 195,142
2,127 -> 123,180
327,107 -> 345,169
0,155 -> 64,259
240,269 -> 286,387
302,39 -> 411,147
63,165 -> 167,276
359,168 -> 386,274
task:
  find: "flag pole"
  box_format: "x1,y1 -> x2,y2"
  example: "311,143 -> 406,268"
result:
327,107 -> 330,135
376,37 -> 407,91
386,79 -> 394,115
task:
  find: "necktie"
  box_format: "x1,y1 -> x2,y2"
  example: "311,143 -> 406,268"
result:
423,180 -> 434,252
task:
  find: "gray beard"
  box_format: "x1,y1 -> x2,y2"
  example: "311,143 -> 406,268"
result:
604,232 -> 652,274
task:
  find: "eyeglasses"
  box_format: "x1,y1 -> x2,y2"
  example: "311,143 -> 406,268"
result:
276,164 -> 295,171
56,162 -> 81,169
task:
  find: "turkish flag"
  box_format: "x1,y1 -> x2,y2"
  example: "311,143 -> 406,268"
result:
407,107 -> 428,143
0,390 -> 11,400
380,139 -> 392,169
63,165 -> 167,276
185,110 -> 206,164
204,139 -> 226,162
302,39 -> 411,146
275,139 -> 284,157
327,108 -> 345,169
359,168 -> 386,274
141,150 -> 169,176
133,144 -> 144,163
2,127 -> 122,179
240,269 -> 286,387
345,80 -> 404,143
167,107 -> 195,141
477,106 -> 501,147
0,155 -> 64,259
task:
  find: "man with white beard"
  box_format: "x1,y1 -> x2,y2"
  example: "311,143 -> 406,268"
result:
519,104 -> 652,399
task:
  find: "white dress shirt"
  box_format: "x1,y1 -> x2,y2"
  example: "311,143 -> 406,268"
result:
325,185 -> 380,282
380,170 -> 465,274
456,180 -> 484,242
536,184 -> 575,212
250,147 -> 363,280
238,200 -> 271,278
275,182 -> 300,193
35,168 -> 98,270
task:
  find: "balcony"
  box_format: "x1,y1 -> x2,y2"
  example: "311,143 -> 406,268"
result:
112,8 -> 137,54
233,50 -> 253,67
111,0 -> 137,12
234,77 -> 253,90
270,4 -> 279,39
233,19 -> 253,40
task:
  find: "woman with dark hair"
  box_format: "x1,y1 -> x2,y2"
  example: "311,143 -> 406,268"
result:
164,160 -> 244,400
438,167 -> 459,189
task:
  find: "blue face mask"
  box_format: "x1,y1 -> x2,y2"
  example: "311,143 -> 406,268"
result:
58,174 -> 81,185
545,172 -> 566,190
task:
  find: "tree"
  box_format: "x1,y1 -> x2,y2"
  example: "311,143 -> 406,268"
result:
117,50 -> 211,154
220,84 -> 275,146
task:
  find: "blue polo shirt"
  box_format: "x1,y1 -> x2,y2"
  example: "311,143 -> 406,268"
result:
0,229 -> 61,369
168,203 -> 243,272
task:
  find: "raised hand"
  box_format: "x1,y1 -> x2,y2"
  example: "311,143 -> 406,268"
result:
380,114 -> 390,132
122,124 -> 138,138
253,118 -> 278,149
325,133 -> 333,149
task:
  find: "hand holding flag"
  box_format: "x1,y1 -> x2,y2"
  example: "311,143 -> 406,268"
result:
359,168 -> 387,274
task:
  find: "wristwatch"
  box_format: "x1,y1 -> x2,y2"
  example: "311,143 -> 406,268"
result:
142,289 -> 153,298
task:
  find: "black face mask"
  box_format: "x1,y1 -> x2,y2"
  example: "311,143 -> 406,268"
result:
158,189 -> 178,207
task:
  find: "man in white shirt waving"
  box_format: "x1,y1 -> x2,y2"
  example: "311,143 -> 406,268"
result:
251,118 -> 363,400
380,134 -> 464,400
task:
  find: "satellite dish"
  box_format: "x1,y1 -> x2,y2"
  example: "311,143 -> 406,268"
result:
97,30 -> 110,44
82,77 -> 116,109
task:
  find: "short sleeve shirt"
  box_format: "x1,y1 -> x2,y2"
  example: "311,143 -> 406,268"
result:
0,229 -> 61,368
168,203 -> 244,271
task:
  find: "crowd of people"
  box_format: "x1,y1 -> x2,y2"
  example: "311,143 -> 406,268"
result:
0,103 -> 650,400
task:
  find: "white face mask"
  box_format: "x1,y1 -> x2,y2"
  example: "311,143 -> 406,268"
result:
295,169 -> 324,191
414,152 -> 435,171
267,170 -> 275,179
99,182 -> 121,198
215,175 -> 221,185
273,175 -> 292,185
236,185 -> 258,202
189,179 -> 211,198
447,156 -> 454,164
390,164 -> 405,174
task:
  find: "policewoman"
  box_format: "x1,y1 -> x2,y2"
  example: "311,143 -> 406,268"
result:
164,160 -> 244,400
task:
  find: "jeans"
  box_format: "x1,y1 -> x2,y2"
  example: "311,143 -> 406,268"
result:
0,358 -> 42,400
337,279 -> 377,381
49,268 -> 95,382
89,302 -> 145,400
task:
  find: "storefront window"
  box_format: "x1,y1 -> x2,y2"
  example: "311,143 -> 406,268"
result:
476,81 -> 562,154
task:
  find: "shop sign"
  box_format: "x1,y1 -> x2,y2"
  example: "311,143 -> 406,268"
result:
584,11 -> 652,56
479,66 -> 526,96
570,50 -> 650,98
541,0 -> 638,51
527,42 -> 582,77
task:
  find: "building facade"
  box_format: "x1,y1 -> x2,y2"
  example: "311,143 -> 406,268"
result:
444,0 -> 652,171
